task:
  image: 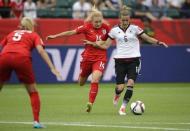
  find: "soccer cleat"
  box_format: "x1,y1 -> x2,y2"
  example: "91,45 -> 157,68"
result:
86,102 -> 93,113
118,106 -> 126,116
33,121 -> 45,129
113,95 -> 120,107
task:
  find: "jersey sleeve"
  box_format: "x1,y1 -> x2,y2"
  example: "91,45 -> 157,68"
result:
75,25 -> 86,34
33,33 -> 44,48
108,28 -> 116,40
135,26 -> 144,36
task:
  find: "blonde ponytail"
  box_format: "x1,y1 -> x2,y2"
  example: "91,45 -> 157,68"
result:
20,17 -> 35,31
85,6 -> 103,22
120,5 -> 131,17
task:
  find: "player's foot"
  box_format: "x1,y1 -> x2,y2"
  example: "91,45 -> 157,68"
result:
113,95 -> 120,107
118,106 -> 126,116
33,121 -> 45,128
86,102 -> 93,113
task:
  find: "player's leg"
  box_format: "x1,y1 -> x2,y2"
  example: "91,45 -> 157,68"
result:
86,70 -> 103,112
114,60 -> 127,107
78,61 -> 92,86
24,83 -> 44,128
90,70 -> 103,103
0,83 -> 4,91
0,54 -> 12,92
119,59 -> 141,115
14,56 -> 44,128
78,76 -> 88,86
24,83 -> 41,123
86,61 -> 105,113
119,78 -> 134,115
114,84 -> 125,107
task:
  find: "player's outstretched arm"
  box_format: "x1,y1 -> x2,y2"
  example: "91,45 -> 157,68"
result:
83,38 -> 112,49
140,33 -> 168,48
46,30 -> 77,40
36,45 -> 62,79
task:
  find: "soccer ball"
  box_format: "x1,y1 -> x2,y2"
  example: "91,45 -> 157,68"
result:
130,101 -> 145,115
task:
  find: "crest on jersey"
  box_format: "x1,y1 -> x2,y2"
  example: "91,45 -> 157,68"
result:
102,29 -> 107,35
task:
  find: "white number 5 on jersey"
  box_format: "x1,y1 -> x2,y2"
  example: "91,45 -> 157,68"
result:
124,36 -> 128,42
13,32 -> 24,41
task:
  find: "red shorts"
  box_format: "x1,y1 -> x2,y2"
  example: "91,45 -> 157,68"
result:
0,53 -> 35,84
80,60 -> 106,77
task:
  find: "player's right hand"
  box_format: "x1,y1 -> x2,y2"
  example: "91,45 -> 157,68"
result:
46,35 -> 56,40
51,68 -> 63,80
158,42 -> 168,48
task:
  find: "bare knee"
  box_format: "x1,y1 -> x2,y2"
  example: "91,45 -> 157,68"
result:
91,71 -> 102,83
91,78 -> 100,83
25,83 -> 38,94
91,74 -> 101,83
127,79 -> 135,87
117,84 -> 125,91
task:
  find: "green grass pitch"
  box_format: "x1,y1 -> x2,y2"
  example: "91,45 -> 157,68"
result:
0,83 -> 190,131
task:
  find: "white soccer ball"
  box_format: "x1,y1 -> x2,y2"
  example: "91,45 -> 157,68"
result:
130,100 -> 145,115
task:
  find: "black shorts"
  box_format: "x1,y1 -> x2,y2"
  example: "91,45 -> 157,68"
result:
115,58 -> 141,84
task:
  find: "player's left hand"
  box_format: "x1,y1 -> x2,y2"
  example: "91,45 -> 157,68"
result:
51,68 -> 63,80
158,41 -> 168,48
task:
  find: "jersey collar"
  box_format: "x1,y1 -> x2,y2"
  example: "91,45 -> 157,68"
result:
118,23 -> 130,33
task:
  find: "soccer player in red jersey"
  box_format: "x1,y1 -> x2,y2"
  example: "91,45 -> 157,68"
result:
0,17 -> 61,128
84,6 -> 168,115
47,7 -> 110,113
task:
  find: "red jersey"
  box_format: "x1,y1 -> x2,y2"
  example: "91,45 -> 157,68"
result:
0,30 -> 44,57
12,1 -> 24,18
75,22 -> 110,61
0,0 -> 15,7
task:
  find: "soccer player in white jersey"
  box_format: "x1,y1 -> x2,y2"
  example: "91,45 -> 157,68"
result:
84,5 -> 168,115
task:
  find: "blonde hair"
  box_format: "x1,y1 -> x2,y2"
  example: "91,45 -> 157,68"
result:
20,17 -> 35,31
85,6 -> 103,22
120,5 -> 131,17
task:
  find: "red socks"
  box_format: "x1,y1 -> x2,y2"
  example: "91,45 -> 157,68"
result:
89,83 -> 99,104
29,92 -> 40,122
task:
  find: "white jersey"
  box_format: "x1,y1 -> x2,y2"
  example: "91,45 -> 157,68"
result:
23,1 -> 37,19
108,24 -> 144,59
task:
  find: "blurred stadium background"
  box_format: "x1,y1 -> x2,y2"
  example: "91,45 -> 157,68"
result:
0,0 -> 190,83
0,0 -> 190,131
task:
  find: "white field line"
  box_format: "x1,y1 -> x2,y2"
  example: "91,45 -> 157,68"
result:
0,121 -> 190,131
120,122 -> 190,125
